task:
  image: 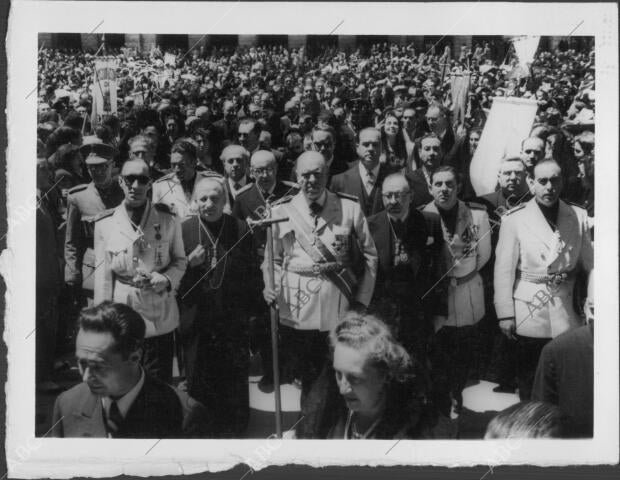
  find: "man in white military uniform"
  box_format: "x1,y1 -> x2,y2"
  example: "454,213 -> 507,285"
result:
152,138 -> 228,218
262,151 -> 377,437
94,159 -> 187,384
423,166 -> 491,416
494,158 -> 593,400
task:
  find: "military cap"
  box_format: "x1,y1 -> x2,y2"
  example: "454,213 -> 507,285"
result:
79,138 -> 115,165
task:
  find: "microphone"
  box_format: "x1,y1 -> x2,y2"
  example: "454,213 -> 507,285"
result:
246,216 -> 289,230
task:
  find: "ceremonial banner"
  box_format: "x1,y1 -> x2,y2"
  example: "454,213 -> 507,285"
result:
450,73 -> 470,128
164,52 -> 176,66
91,58 -> 119,126
511,35 -> 540,74
470,96 -> 538,196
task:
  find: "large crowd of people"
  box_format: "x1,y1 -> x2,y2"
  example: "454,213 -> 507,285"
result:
36,37 -> 595,440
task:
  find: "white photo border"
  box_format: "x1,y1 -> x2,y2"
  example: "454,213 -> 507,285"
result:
3,1 -> 619,477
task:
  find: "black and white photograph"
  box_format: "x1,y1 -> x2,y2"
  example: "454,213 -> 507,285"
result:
3,1 -> 618,475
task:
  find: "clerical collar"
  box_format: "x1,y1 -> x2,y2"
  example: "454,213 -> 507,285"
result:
203,215 -> 224,233
101,368 -> 145,418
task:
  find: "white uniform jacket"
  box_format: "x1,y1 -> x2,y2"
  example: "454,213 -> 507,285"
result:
94,200 -> 187,337
423,200 -> 492,330
263,190 -> 377,332
494,199 -> 593,338
152,170 -> 230,219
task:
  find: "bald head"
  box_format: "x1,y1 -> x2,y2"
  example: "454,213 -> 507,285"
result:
193,176 -> 227,222
251,150 -> 277,192
296,151 -> 327,202
382,173 -> 412,220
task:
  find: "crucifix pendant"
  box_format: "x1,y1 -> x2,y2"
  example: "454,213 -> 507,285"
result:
210,245 -> 217,270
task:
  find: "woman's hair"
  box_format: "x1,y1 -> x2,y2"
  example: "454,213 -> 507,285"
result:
330,311 -> 412,383
575,130 -> 595,155
46,126 -> 81,158
485,401 -> 562,439
49,143 -> 81,172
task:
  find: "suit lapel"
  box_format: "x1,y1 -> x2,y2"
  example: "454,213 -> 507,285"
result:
375,212 -> 392,271
73,388 -> 107,437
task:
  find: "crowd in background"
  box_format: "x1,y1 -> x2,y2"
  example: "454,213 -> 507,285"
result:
36,37 -> 595,440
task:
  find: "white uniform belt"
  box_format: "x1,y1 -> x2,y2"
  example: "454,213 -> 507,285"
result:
286,262 -> 343,275
448,269 -> 478,286
517,270 -> 574,285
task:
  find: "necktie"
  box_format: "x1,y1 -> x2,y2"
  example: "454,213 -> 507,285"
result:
309,202 -> 323,227
234,182 -> 241,191
392,219 -> 404,239
106,400 -> 123,437
367,171 -> 375,191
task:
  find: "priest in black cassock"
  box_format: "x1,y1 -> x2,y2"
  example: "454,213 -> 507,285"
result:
179,176 -> 259,437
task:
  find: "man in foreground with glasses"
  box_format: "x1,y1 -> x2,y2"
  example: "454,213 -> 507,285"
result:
94,159 -> 187,384
65,141 -> 124,306
367,173 -> 431,362
494,159 -> 593,401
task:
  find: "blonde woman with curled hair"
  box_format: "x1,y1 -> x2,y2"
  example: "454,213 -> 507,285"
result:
305,311 -> 454,439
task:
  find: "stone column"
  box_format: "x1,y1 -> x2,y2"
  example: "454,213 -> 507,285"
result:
124,34 -> 141,50
140,34 -> 158,52
238,35 -> 258,47
81,33 -> 100,52
338,35 -> 356,52
452,35 -> 473,54
288,35 -> 307,50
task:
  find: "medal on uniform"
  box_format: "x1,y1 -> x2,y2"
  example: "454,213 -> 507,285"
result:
399,243 -> 409,263
154,223 -> 161,241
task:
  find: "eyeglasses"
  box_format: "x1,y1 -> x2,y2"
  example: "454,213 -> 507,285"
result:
131,150 -> 148,158
121,174 -> 150,186
382,192 -> 410,200
524,149 -> 543,154
252,167 -> 275,175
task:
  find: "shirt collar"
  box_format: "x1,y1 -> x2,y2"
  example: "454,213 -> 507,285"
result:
303,190 -> 327,209
228,176 -> 247,190
359,162 -> 380,180
101,368 -> 145,419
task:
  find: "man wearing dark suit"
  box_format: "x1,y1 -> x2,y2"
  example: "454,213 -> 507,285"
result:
310,126 -> 349,182
52,302 -> 205,438
330,127 -> 388,217
533,282 -> 593,438
411,104 -> 455,168
220,144 -> 253,209
180,176 -> 259,437
232,150 -> 298,392
368,173 -> 431,361
407,134 -> 442,209
476,157 -> 532,392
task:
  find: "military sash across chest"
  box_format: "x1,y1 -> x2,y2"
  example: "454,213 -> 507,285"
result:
283,202 -> 357,302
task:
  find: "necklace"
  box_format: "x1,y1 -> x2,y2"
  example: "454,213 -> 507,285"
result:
344,410 -> 382,440
198,215 -> 227,289
388,217 -> 409,265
